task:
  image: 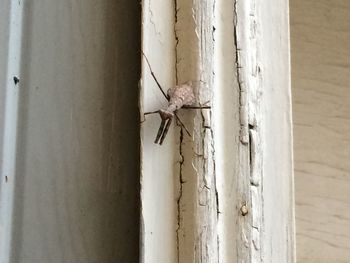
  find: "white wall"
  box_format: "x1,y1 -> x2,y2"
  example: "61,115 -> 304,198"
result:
0,1 -> 140,262
291,0 -> 350,262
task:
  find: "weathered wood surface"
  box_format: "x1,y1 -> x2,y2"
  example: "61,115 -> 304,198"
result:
175,1 -> 219,262
0,1 -> 140,262
291,0 -> 350,262
141,0 -> 294,262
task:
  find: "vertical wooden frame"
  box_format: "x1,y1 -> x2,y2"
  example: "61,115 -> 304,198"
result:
140,1 -> 178,262
142,0 -> 296,262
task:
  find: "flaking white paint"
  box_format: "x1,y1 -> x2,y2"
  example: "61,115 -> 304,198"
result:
141,0 -> 294,262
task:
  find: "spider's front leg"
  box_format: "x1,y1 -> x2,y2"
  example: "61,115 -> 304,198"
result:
154,110 -> 174,145
150,82 -> 211,145
154,83 -> 194,145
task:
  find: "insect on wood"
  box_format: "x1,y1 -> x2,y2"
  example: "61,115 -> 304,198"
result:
142,52 -> 210,145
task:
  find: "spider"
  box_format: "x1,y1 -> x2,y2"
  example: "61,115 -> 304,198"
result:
142,52 -> 210,145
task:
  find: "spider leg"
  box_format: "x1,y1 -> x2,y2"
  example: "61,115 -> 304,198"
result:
174,113 -> 191,137
144,110 -> 160,116
182,105 -> 211,109
155,118 -> 167,144
159,118 -> 172,145
142,51 -> 169,101
182,100 -> 211,109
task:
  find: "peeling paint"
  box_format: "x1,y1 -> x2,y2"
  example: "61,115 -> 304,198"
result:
234,0 -> 265,261
141,0 -> 294,261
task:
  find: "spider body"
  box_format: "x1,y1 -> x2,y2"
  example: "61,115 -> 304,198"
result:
155,83 -> 195,144
142,51 -> 210,145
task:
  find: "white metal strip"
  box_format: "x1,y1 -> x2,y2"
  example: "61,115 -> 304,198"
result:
0,1 -> 24,262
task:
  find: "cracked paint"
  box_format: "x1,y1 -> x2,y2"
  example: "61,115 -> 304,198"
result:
141,0 -> 293,261
176,128 -> 184,263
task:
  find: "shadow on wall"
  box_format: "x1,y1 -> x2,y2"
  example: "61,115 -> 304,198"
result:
11,1 -> 140,262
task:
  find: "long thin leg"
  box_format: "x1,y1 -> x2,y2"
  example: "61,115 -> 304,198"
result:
142,51 -> 211,143
174,114 -> 191,137
159,118 -> 172,145
155,119 -> 166,144
182,105 -> 211,109
144,111 -> 192,140
144,110 -> 160,115
142,51 -> 169,101
142,52 -> 211,111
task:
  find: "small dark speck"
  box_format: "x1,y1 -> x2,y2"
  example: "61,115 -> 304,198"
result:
35,86 -> 39,90
13,76 -> 19,85
5,176 -> 8,183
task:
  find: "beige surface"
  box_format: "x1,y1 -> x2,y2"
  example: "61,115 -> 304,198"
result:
291,0 -> 350,262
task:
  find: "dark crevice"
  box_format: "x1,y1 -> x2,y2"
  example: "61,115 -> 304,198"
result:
174,2 -> 182,262
176,128 -> 184,263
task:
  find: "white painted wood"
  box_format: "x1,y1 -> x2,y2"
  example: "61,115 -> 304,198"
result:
140,1 -> 178,262
259,0 -> 295,261
291,0 -> 350,262
217,0 -> 295,261
0,1 -> 140,262
175,1 -> 218,262
213,1 -> 240,261
141,0 -> 294,263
